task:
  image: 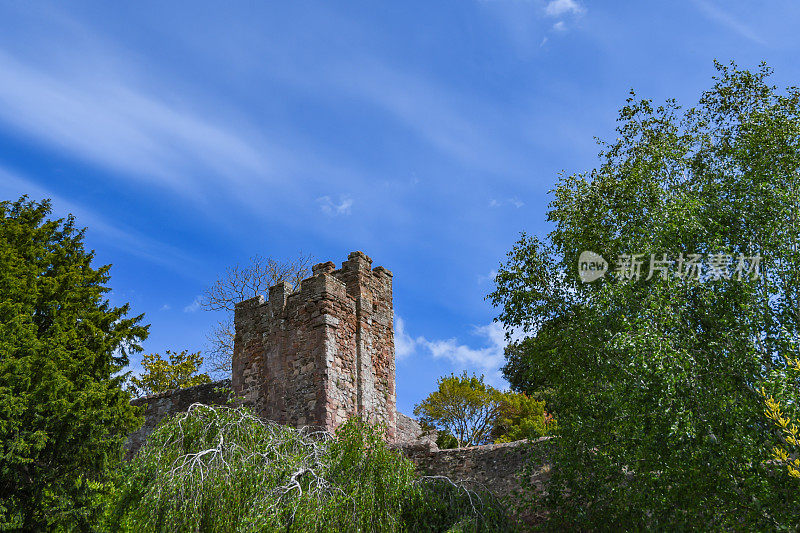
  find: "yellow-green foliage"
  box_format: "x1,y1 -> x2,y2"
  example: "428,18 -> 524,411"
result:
129,349 -> 211,397
763,355 -> 800,479
414,372 -> 501,448
493,392 -> 557,443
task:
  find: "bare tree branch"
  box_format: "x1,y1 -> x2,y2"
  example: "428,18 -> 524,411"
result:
201,253 -> 313,377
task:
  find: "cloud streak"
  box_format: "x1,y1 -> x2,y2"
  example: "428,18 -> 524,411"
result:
488,197 -> 524,208
0,167 -> 204,278
693,0 -> 765,45
0,44 -> 270,200
183,295 -> 202,313
395,317 -> 520,386
323,59 -> 528,177
317,194 -> 354,216
545,0 -> 584,17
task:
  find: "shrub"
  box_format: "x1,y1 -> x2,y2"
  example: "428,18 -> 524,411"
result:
104,404 -> 512,532
492,392 -> 557,443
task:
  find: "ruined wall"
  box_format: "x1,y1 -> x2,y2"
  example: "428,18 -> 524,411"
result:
399,438 -> 552,525
395,412 -> 436,446
126,379 -> 231,457
232,251 -> 396,439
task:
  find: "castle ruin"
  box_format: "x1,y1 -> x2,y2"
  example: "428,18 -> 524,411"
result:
232,251 -> 397,440
127,251 -> 542,517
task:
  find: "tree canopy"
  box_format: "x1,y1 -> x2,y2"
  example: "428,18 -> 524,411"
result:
489,62 -> 800,529
414,372 -> 555,448
414,372 -> 502,448
0,197 -> 148,530
128,349 -> 211,397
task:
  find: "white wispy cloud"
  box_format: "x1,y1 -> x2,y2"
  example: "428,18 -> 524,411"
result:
545,0 -> 584,17
693,0 -> 765,45
183,295 -> 202,313
317,195 -> 354,215
160,304 -> 171,311
488,197 -> 525,208
478,270 -> 498,285
394,317 -> 419,360
0,49 -> 275,200
552,21 -> 567,32
394,316 -> 522,386
324,60 -> 527,176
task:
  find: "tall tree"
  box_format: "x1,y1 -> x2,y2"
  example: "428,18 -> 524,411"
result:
490,62 -> 800,529
202,253 -> 312,375
414,372 -> 502,448
0,197 -> 148,530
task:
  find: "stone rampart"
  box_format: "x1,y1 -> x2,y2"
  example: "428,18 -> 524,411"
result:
399,438 -> 551,500
395,411 -> 436,446
399,437 -> 552,526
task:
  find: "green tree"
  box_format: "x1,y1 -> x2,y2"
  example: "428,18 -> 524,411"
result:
492,392 -> 556,443
489,62 -> 800,529
414,372 -> 502,448
0,197 -> 148,530
129,349 -> 211,397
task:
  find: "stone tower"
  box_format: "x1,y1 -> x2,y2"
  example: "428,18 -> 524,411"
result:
232,251 -> 396,440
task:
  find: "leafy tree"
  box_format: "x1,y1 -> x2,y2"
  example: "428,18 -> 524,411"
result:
414,372 -> 502,448
105,404 -> 510,532
492,392 -> 556,444
128,349 -> 211,397
0,197 -> 147,530
202,253 -> 313,375
489,62 -> 800,529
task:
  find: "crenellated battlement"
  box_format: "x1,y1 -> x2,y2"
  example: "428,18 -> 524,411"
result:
232,251 -> 396,439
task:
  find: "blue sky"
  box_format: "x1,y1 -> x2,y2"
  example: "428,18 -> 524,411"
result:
1,0 -> 799,415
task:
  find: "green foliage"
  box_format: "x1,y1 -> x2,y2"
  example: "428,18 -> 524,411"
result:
492,392 -> 556,444
763,352 -> 800,479
0,196 -> 148,530
414,372 -> 502,448
489,62 -> 800,529
129,349 -> 211,397
105,404 -> 511,532
435,429 -> 460,450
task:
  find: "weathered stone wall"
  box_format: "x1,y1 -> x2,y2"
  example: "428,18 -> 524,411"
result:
329,252 -> 396,438
399,438 -> 552,525
395,411 -> 436,446
126,379 -> 232,457
232,251 -> 396,439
